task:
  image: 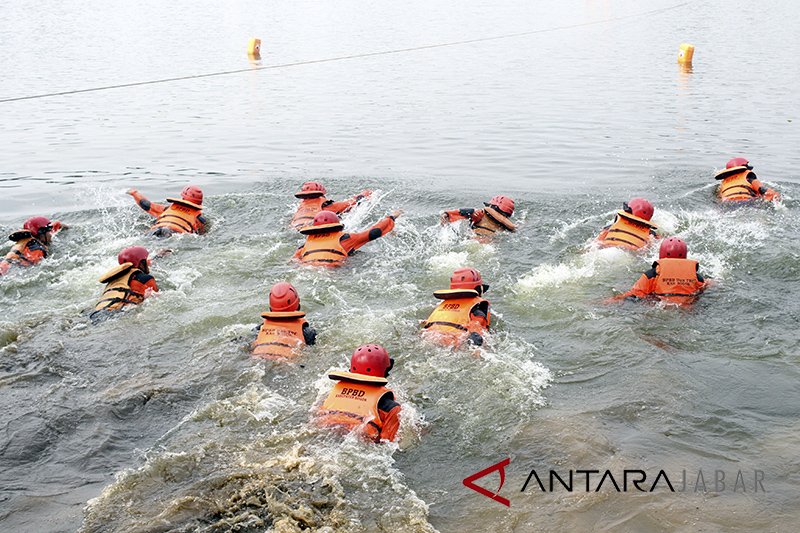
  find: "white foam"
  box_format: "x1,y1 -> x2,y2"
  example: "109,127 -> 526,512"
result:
517,245 -> 631,291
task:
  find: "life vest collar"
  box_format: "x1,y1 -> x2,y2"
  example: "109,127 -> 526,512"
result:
433,288 -> 481,300
165,197 -> 203,210
483,205 -> 516,231
714,166 -> 749,181
617,210 -> 657,230
261,310 -> 306,320
295,191 -> 326,199
98,262 -> 134,283
9,230 -> 34,242
299,223 -> 345,235
328,370 -> 389,385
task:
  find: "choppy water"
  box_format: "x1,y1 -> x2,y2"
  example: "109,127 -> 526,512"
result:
2,0 -> 799,532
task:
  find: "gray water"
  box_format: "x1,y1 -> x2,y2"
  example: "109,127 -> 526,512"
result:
1,0 -> 799,531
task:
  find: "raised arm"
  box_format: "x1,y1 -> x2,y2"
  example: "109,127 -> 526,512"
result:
442,208 -> 484,224
324,189 -> 372,214
748,174 -> 780,201
341,212 -> 399,253
127,189 -> 166,217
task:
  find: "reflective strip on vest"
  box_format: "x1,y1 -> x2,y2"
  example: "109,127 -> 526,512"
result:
291,197 -> 325,229
652,258 -> 703,303
152,203 -> 202,233
718,171 -> 757,201
300,231 -> 348,265
600,217 -> 652,250
252,317 -> 306,358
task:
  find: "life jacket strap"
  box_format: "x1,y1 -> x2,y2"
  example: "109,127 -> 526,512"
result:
10,250 -> 35,266
301,248 -> 347,258
155,214 -> 194,233
721,185 -> 756,197
253,341 -> 295,349
606,228 -> 648,243
422,320 -> 468,331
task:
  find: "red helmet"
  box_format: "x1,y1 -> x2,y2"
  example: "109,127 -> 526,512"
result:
269,282 -> 300,312
350,344 -> 394,377
726,157 -> 751,169
300,210 -> 344,234
450,267 -> 486,292
659,237 -> 688,259
295,181 -> 327,198
313,210 -> 340,226
487,195 -> 515,216
118,246 -> 149,267
181,185 -> 203,205
23,216 -> 52,236
624,198 -> 654,221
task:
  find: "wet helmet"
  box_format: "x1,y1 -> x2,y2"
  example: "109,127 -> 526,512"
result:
118,246 -> 149,267
295,181 -> 327,198
313,210 -> 340,226
624,198 -> 654,221
299,210 -> 345,234
23,216 -> 52,236
181,185 -> 204,205
487,195 -> 515,216
659,237 -> 688,259
350,344 -> 394,377
726,157 -> 752,170
450,267 -> 488,293
269,282 -> 300,312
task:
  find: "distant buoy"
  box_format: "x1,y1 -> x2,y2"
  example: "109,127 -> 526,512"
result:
248,38 -> 262,59
678,43 -> 694,64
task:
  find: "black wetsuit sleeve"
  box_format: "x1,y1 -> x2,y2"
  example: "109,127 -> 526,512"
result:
197,214 -> 207,225
303,323 -> 317,345
746,173 -> 769,194
472,307 -> 487,319
696,263 -> 705,282
321,200 -> 333,208
467,332 -> 484,346
459,208 -> 476,217
138,198 -> 152,210
27,239 -> 47,255
378,394 -> 400,412
131,271 -> 155,284
644,262 -> 658,279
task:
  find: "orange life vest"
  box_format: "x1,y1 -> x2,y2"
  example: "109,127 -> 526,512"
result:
473,207 -> 516,238
252,311 -> 307,359
291,197 -> 326,230
598,211 -> 656,251
94,263 -> 145,311
4,232 -> 46,266
716,168 -> 758,202
152,198 -> 203,234
299,231 -> 348,266
318,371 -> 393,437
421,289 -> 490,345
652,258 -> 704,305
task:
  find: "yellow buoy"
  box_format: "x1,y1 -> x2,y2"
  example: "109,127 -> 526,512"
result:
678,43 -> 694,64
248,38 -> 261,59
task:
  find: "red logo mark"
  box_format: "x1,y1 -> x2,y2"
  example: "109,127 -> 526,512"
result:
463,458 -> 511,507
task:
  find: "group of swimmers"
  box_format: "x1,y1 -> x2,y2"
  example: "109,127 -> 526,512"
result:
1,157 -> 781,443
